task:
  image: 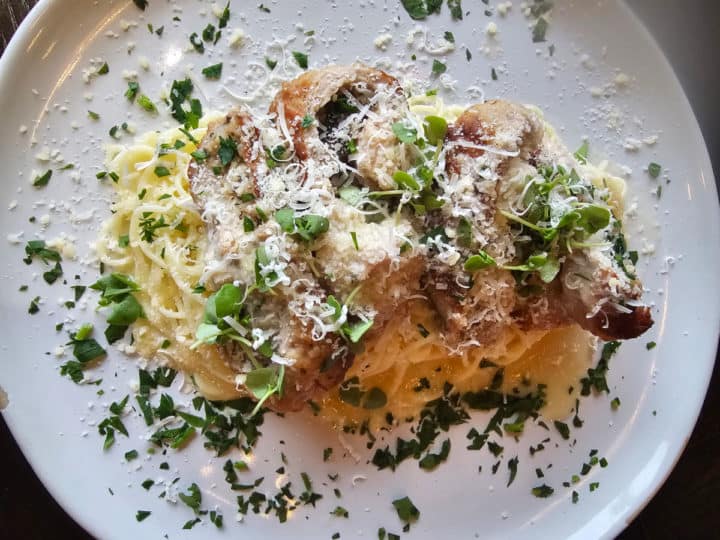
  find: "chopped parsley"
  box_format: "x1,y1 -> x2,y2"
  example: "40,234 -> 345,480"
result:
125,81 -> 139,102
138,213 -> 169,243
33,170 -> 52,187
531,484 -> 554,498
331,506 -> 349,518
448,0 -> 463,20
392,496 -> 420,526
137,95 -> 157,113
580,341 -> 620,395
218,136 -> 237,166
179,483 -> 202,511
169,78 -> 202,128
648,162 -> 662,178
153,165 -> 170,177
23,241 -> 62,280
217,2 -> 231,28
574,141 -> 589,164
135,510 -> 151,522
202,62 -> 223,79
532,17 -> 549,43
431,59 -> 447,76
292,51 -> 309,69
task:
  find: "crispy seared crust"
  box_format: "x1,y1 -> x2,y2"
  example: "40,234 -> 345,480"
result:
269,64 -> 398,160
445,100 -> 544,176
269,64 -> 411,190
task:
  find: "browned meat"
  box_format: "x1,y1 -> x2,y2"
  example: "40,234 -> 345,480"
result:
187,109 -> 264,284
269,64 -> 414,190
425,100 -> 545,349
427,99 -> 652,348
188,110 -> 356,412
250,289 -> 352,412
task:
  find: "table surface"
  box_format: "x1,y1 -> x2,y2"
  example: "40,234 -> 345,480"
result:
1,1 -> 718,539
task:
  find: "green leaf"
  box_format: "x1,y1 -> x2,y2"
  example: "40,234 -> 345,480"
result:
423,115 -> 447,146
338,185 -> 363,206
431,59 -> 447,76
125,81 -> 140,101
33,170 -> 52,187
179,483 -> 202,512
73,339 -> 106,364
60,361 -> 84,383
464,251 -> 496,272
648,162 -> 661,178
537,256 -> 560,283
393,171 -> 420,191
400,0 -> 428,20
342,318 -> 374,343
532,17 -> 549,43
448,0 -> 463,20
218,136 -> 237,166
213,283 -> 243,318
153,165 -> 171,177
137,95 -> 157,113
331,506 -> 349,518
245,367 -> 279,400
136,510 -> 151,522
136,395 -> 154,425
392,122 -> 418,144
553,420 -> 570,439
24,240 -> 61,264
326,295 -> 343,320
392,496 -> 420,523
532,484 -> 554,498
576,205 -> 611,234
217,1 -> 230,27
244,365 -> 285,415
292,51 -> 308,69
295,214 -> 329,241
43,262 -> 63,284
202,62 -> 223,79
107,294 -> 144,325
104,324 -> 127,344
194,323 -> 222,346
275,208 -> 295,233
574,141 -> 589,164
301,115 -> 314,128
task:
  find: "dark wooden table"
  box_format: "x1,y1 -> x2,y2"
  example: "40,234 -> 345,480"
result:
1,2 -> 718,539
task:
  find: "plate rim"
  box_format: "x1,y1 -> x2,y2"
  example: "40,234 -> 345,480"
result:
0,1 -> 718,538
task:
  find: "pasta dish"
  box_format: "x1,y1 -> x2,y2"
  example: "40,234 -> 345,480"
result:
96,64 -> 652,424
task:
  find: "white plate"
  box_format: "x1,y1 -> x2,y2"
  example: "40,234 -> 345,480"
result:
1,1 -> 718,539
